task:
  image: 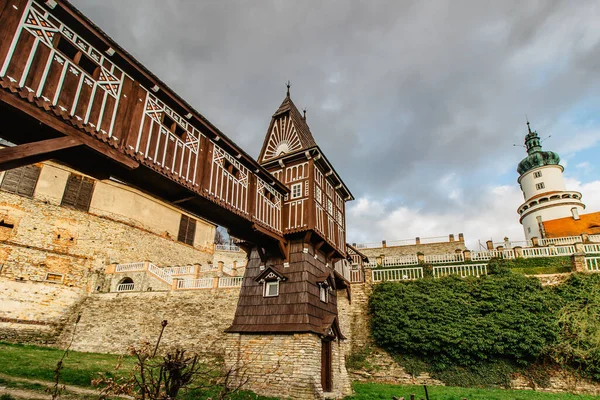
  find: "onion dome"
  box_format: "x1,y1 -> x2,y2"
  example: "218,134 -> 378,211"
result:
517,122 -> 561,175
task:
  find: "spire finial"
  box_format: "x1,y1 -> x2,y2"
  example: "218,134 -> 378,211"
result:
302,107 -> 307,120
526,115 -> 532,134
286,80 -> 291,97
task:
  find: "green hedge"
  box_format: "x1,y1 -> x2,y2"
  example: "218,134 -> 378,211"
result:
369,271 -> 600,385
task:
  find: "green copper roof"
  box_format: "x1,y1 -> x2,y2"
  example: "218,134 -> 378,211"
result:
517,122 -> 561,175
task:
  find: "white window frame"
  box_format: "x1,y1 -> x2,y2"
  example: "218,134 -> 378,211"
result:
315,186 -> 322,204
327,199 -> 333,215
533,171 -> 542,179
536,182 -> 545,190
291,183 -> 302,199
264,281 -> 279,297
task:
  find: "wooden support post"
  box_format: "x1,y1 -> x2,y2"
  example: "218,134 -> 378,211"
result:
0,136 -> 82,171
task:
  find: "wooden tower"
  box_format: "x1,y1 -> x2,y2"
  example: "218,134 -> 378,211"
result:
225,88 -> 354,399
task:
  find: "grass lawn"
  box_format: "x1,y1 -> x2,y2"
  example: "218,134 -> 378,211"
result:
0,342 -> 134,387
0,342 -> 276,399
348,382 -> 599,400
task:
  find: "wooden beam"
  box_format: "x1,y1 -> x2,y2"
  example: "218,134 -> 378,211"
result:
172,195 -> 196,204
278,239 -> 289,262
0,136 -> 82,171
314,240 -> 326,251
251,223 -> 285,243
0,91 -> 139,169
256,246 -> 267,264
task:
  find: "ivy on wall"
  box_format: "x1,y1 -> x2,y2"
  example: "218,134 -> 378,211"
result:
368,268 -> 600,385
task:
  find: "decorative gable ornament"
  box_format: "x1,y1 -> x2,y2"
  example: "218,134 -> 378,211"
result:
255,266 -> 287,283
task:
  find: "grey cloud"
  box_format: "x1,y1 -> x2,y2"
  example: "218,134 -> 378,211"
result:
72,0 -> 600,239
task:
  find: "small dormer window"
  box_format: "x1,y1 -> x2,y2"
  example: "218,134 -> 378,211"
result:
265,281 -> 279,297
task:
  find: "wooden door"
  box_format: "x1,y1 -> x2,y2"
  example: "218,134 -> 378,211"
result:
321,339 -> 332,392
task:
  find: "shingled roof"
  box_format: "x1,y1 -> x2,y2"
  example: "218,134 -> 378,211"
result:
258,93 -> 318,163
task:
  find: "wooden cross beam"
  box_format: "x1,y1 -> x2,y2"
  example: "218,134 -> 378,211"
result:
0,91 -> 139,170
0,136 -> 82,171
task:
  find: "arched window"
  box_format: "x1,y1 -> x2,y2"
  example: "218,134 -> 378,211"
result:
117,277 -> 134,292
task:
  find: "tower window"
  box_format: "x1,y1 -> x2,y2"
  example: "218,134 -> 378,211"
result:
533,171 -> 542,179
315,186 -> 322,204
291,183 -> 302,199
319,285 -> 328,303
535,182 -> 545,190
572,208 -> 580,220
327,199 -> 333,215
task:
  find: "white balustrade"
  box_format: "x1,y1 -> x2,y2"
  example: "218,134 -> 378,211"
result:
372,267 -> 423,282
584,244 -> 600,254
424,253 -> 464,264
585,257 -> 600,272
521,246 -> 574,258
350,269 -> 363,283
470,250 -> 503,261
216,244 -> 241,252
115,262 -> 145,272
116,283 -> 135,292
433,264 -> 487,278
364,260 -> 379,268
163,265 -> 194,275
354,242 -> 381,249
147,263 -> 173,284
503,249 -> 516,259
589,235 -> 600,243
177,278 -> 213,289
383,255 -> 419,267
218,277 -> 244,287
492,240 -> 532,248
554,245 -> 576,256
538,236 -> 580,246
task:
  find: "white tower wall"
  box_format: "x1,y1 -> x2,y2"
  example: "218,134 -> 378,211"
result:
519,165 -> 566,201
521,203 -> 585,239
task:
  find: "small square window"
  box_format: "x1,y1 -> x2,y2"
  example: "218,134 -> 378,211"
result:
533,171 -> 542,179
265,281 -> 279,297
45,272 -> 64,283
536,182 -> 545,190
291,183 -> 302,199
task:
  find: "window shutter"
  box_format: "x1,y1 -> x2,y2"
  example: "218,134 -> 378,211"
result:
178,215 -> 189,243
178,215 -> 196,246
186,218 -> 196,246
0,165 -> 41,198
61,173 -> 95,211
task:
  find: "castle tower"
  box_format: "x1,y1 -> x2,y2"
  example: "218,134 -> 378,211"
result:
224,87 -> 354,399
517,122 -> 585,240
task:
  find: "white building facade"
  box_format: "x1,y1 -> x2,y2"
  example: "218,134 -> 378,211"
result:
517,123 -> 585,240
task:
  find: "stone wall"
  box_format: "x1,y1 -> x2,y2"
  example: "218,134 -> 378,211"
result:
212,249 -> 248,268
224,333 -> 351,400
59,288 -> 241,354
360,240 -> 467,259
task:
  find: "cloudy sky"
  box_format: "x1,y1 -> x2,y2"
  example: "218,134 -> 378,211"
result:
73,0 -> 600,249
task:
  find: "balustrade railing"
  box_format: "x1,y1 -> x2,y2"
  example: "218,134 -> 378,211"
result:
177,278 -> 213,289
216,244 -> 241,252
115,262 -> 146,272
116,283 -> 135,292
538,236 -> 580,246
147,263 -> 173,284
350,269 -> 363,283
503,249 -> 516,259
584,244 -> 600,254
424,253 -> 464,264
586,257 -> 600,272
372,267 -> 423,282
470,250 -> 503,261
218,277 -> 244,287
589,235 -> 600,243
382,255 -> 419,267
433,264 -> 487,278
163,265 -> 194,275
